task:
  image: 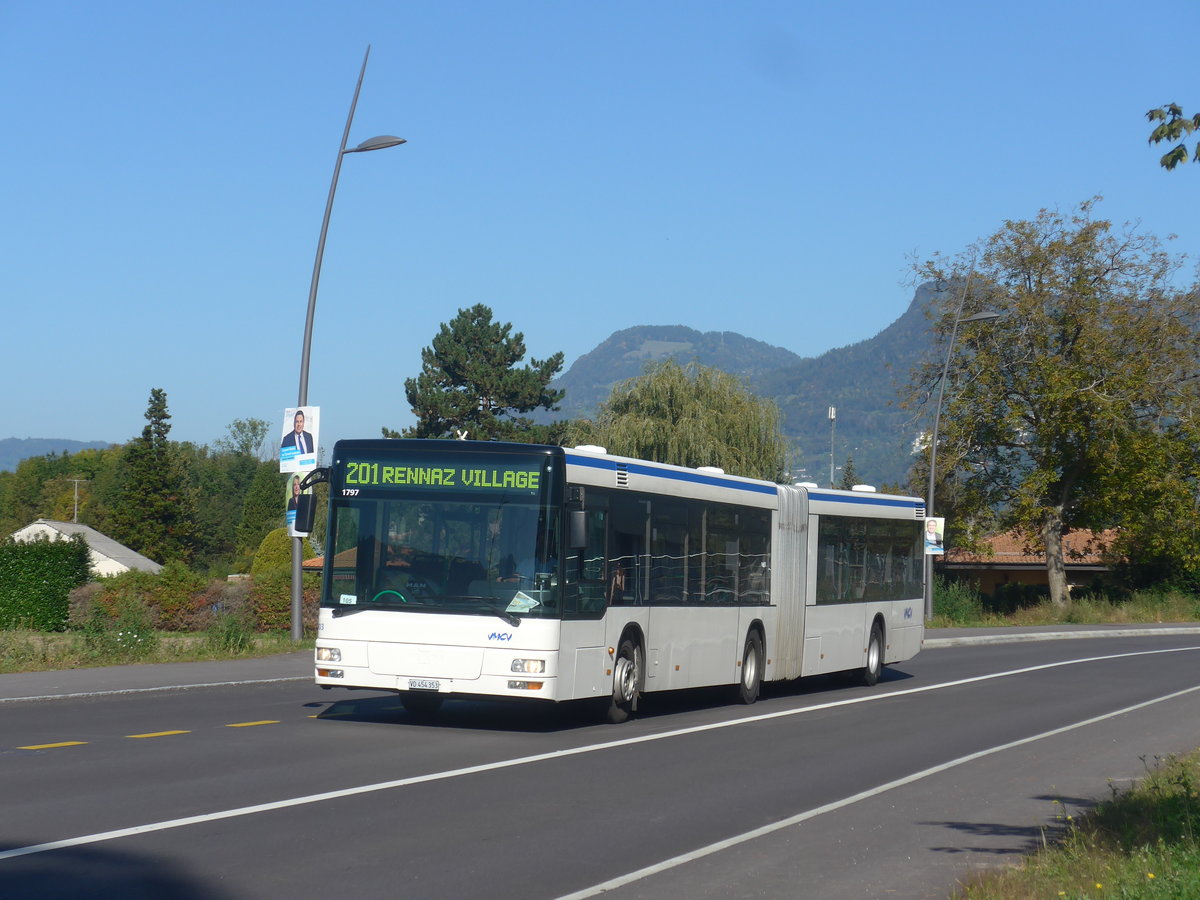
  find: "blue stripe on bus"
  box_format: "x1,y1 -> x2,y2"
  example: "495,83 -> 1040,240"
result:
568,453 -> 777,496
565,453 -> 778,495
807,491 -> 924,511
565,454 -> 923,511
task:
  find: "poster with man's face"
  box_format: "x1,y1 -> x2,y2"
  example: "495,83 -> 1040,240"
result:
924,517 -> 946,555
280,406 -> 319,473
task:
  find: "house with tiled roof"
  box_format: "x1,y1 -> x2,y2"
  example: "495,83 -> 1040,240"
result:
937,529 -> 1115,595
10,519 -> 163,577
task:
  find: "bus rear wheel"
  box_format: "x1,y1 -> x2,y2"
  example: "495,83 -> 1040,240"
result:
737,631 -> 763,705
860,622 -> 883,687
607,639 -> 642,724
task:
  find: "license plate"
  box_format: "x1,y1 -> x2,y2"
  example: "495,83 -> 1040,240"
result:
408,678 -> 440,692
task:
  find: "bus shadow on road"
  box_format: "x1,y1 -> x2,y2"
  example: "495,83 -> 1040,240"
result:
0,844 -> 226,900
302,665 -> 917,732
303,692 -> 609,733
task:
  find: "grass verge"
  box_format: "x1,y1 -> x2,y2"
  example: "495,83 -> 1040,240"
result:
0,628 -> 310,674
930,582 -> 1200,628
955,751 -> 1200,898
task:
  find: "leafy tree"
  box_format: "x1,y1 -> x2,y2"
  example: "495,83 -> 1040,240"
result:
213,417 -> 272,460
911,200 -> 1200,606
107,388 -> 198,564
1146,103 -> 1200,170
385,304 -> 565,442
238,461 -> 285,562
567,359 -> 789,481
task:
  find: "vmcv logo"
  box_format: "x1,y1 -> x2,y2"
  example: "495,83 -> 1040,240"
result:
903,606 -> 914,620
488,632 -> 514,642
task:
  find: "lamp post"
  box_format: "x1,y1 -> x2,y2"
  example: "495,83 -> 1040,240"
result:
924,273 -> 1000,622
291,46 -> 405,641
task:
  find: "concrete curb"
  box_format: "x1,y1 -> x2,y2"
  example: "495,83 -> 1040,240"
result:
924,626 -> 1200,648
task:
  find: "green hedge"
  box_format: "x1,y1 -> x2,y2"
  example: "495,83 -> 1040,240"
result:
0,535 -> 92,631
250,528 -> 314,578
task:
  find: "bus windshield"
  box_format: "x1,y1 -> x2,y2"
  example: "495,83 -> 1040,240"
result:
321,448 -> 560,621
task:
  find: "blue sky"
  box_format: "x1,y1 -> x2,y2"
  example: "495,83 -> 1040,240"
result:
3,0 -> 1196,450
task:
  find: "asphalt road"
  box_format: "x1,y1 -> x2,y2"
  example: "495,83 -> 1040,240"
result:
2,627 -> 1199,899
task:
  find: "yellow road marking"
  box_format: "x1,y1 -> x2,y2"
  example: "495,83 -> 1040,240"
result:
18,741 -> 87,750
127,731 -> 191,739
225,720 -> 280,728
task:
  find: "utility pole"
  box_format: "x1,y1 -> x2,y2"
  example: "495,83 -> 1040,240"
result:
69,478 -> 88,523
827,406 -> 837,488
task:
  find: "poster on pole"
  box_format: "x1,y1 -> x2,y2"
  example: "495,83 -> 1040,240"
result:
285,473 -> 312,537
924,517 -> 945,555
279,406 -> 319,473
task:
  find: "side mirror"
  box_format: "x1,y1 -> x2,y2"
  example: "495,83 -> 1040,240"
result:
569,510 -> 587,549
300,467 -> 330,491
293,493 -> 317,536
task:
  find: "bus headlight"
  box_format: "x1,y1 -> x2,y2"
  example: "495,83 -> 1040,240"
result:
511,658 -> 546,674
316,647 -> 342,662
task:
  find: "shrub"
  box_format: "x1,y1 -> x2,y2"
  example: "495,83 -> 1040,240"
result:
933,575 -> 984,624
987,582 -> 1050,616
148,561 -> 209,630
249,569 -> 319,634
81,591 -> 159,662
204,610 -> 256,655
68,581 -> 106,629
0,534 -> 92,631
250,528 -> 314,578
71,563 -> 209,632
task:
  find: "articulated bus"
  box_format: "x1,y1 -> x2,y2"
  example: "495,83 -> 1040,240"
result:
303,439 -> 926,722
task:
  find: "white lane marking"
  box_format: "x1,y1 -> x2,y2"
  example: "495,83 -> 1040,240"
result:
0,676 -> 310,704
556,681 -> 1200,899
1,645 -> 1197,863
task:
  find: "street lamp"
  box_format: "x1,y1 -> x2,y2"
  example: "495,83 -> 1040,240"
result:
291,46 -> 405,640
924,274 -> 1000,622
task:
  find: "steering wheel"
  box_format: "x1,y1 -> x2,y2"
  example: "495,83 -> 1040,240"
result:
371,589 -> 408,604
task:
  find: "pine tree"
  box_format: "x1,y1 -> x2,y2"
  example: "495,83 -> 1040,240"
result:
108,388 -> 198,564
385,304 -> 565,442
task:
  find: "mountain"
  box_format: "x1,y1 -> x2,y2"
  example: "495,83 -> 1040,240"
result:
546,284 -> 939,488
548,325 -> 806,423
0,438 -> 113,473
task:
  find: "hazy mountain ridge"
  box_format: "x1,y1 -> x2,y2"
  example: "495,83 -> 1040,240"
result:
549,325 -> 806,423
0,438 -> 113,473
549,284 -> 938,486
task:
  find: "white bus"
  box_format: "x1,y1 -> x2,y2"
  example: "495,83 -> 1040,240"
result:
304,439 -> 925,722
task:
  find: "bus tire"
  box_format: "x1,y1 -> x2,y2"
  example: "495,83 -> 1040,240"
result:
860,621 -> 883,687
607,638 -> 642,723
737,631 -> 763,705
401,692 -> 444,719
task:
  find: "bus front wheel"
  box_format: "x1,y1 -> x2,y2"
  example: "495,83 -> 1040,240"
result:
860,622 -> 884,686
737,631 -> 763,705
607,639 -> 642,723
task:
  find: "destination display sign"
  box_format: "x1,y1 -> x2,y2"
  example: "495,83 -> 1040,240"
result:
340,455 -> 545,495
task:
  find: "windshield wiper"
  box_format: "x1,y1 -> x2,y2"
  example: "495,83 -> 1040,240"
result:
470,600 -> 521,627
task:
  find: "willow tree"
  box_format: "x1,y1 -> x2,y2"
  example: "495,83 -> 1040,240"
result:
912,200 -> 1200,606
568,359 -> 789,482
